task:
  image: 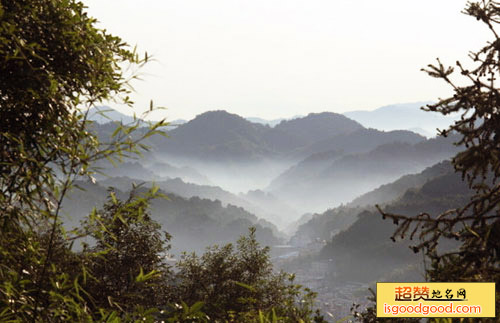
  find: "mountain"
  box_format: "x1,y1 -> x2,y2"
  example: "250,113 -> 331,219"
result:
99,176 -> 285,235
291,128 -> 425,159
288,206 -> 363,247
86,106 -> 187,127
288,161 -> 454,247
268,134 -> 461,214
269,112 -> 364,149
152,110 -> 366,162
62,181 -> 281,255
90,110 -> 429,196
282,161 -> 471,286
101,176 -> 251,209
88,106 -> 441,163
317,168 -> 471,283
348,160 -> 453,208
344,102 -> 458,135
154,110 -> 274,162
88,109 -> 454,219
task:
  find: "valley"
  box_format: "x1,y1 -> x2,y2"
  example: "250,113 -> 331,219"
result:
73,104 -> 466,320
4,2 -> 496,320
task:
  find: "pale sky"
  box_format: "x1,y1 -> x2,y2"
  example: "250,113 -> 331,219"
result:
84,0 -> 489,121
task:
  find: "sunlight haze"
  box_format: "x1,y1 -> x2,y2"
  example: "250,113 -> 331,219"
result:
84,0 -> 487,121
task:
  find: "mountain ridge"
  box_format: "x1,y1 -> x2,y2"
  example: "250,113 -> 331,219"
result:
344,102 -> 458,135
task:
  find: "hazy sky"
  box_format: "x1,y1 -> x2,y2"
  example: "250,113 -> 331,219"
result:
84,0 -> 489,121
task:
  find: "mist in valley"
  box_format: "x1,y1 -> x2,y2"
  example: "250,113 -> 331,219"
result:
79,107 -> 462,243
63,104 -> 468,321
5,0 -> 497,321
6,88 -> 471,322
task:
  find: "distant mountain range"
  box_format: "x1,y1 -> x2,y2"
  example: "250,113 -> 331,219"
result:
87,104 -> 463,225
149,110 -> 366,162
151,110 -> 427,163
88,102 -> 458,137
289,127 -> 425,160
80,103 -> 471,302
343,102 -> 458,136
88,105 -> 432,161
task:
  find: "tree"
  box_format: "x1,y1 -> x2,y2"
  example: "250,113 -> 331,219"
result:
0,1 -> 328,322
173,227 -> 326,322
81,188 -> 172,313
356,0 -> 500,320
0,0 -> 167,321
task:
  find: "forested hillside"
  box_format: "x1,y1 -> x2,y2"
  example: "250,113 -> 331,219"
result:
288,161 -> 455,249
269,134 -> 461,213
62,181 -> 280,255
319,169 -> 472,283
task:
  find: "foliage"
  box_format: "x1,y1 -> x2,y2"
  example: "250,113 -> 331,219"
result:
355,0 -> 500,321
174,227 -> 327,322
61,178 -> 282,256
351,289 -> 420,323
0,0 -> 167,321
81,188 -> 172,314
0,1 -> 327,322
382,0 -> 500,284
